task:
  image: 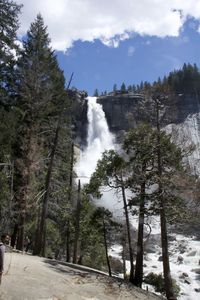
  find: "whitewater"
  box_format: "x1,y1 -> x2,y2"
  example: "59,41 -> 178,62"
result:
76,97 -> 200,300
75,96 -> 115,184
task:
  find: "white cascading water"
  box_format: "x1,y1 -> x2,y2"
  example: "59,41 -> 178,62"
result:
75,96 -> 115,184
75,96 -> 200,299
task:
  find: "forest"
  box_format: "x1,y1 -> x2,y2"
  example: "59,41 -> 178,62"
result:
1,1 -> 200,300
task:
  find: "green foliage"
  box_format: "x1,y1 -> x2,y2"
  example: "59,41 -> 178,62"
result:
109,257 -> 123,273
119,63 -> 200,96
45,219 -> 61,257
144,272 -> 180,297
77,192 -> 120,271
120,82 -> 126,92
8,14 -> 72,251
0,0 -> 22,232
78,198 -> 107,269
113,84 -> 117,92
93,88 -> 99,97
0,170 -> 11,229
168,63 -> 200,94
124,123 -> 183,206
0,0 -> 22,105
86,149 -> 126,197
144,272 -> 164,293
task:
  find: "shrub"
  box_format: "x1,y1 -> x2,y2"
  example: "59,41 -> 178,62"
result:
144,272 -> 180,297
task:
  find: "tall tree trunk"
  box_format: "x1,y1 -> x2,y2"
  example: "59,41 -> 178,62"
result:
121,232 -> 127,280
65,142 -> 74,262
73,180 -> 81,264
16,214 -> 25,250
33,207 -> 41,255
68,142 -> 74,201
155,99 -> 176,300
102,217 -> 112,276
34,121 -> 60,256
16,186 -> 27,251
11,223 -> 18,248
121,180 -> 135,284
160,196 -> 176,300
133,179 -> 145,287
34,73 -> 73,256
65,221 -> 71,262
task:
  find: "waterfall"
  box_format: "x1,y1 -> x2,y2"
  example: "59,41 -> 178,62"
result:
75,96 -> 115,184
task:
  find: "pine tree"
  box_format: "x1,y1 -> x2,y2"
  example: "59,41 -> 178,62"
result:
121,82 -> 126,93
127,85 -> 133,92
93,88 -> 99,97
86,150 -> 135,284
0,0 -> 21,231
13,14 -> 68,251
123,124 -> 156,287
113,83 -> 117,92
0,0 -> 22,105
153,95 -> 181,300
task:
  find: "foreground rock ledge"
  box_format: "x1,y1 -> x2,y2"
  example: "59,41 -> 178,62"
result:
0,252 -> 164,300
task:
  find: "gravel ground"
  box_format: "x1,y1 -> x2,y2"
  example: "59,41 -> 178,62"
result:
0,252 -> 164,300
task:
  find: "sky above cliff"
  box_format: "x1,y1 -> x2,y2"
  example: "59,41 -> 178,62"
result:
16,0 -> 200,95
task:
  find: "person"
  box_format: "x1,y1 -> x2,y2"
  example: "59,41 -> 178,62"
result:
0,234 -> 10,284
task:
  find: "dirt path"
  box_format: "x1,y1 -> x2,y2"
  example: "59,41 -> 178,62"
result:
0,252 -> 163,300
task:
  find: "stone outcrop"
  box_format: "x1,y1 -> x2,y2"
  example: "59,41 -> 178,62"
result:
97,91 -> 200,133
67,89 -> 88,146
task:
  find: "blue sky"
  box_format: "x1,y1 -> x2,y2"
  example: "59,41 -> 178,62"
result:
16,0 -> 200,95
57,18 -> 200,95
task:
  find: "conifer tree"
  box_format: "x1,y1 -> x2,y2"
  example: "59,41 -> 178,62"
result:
13,14 -> 68,251
153,95 -> 182,300
113,83 -> 117,92
0,0 -> 21,231
123,124 -> 156,287
121,82 -> 126,92
0,0 -> 21,104
86,150 -> 135,284
93,88 -> 99,97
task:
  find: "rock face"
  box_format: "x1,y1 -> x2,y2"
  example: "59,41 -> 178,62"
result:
97,93 -> 144,132
72,90 -> 200,147
68,89 -> 88,146
97,91 -> 200,133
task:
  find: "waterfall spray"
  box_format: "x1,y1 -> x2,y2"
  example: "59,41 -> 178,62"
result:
75,96 -> 115,184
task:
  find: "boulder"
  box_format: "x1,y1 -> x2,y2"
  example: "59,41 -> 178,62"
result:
177,255 -> 184,263
184,278 -> 191,284
187,250 -> 197,256
179,272 -> 189,279
191,268 -> 200,274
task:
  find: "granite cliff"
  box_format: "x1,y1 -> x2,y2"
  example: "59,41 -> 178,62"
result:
97,91 -> 200,133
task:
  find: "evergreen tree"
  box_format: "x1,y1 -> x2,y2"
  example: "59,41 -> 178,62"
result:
113,83 -> 117,92
93,88 -> 99,97
89,207 -> 120,276
0,0 -> 22,105
123,124 -> 156,287
132,84 -> 136,92
0,0 -> 21,231
127,85 -> 133,92
121,82 -> 126,92
153,95 -> 182,300
13,14 -> 69,252
86,150 -> 135,284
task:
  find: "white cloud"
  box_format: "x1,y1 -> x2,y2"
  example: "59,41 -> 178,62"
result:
15,0 -> 200,51
128,46 -> 135,57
